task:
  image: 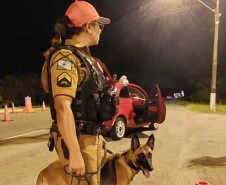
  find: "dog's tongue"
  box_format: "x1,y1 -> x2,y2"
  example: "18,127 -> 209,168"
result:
143,170 -> 150,178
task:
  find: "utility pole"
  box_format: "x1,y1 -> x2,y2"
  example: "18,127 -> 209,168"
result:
197,0 -> 221,112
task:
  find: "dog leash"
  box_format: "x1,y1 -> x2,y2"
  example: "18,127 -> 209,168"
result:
64,144 -> 108,185
106,148 -> 114,154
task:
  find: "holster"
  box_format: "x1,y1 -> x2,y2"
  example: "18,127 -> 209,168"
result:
47,127 -> 55,152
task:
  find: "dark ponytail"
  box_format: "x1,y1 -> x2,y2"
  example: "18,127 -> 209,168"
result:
41,16 -> 83,92
51,16 -> 83,47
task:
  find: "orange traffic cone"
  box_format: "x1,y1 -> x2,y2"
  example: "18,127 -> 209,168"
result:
12,102 -> 16,113
23,96 -> 34,113
2,104 -> 11,122
42,101 -> 46,111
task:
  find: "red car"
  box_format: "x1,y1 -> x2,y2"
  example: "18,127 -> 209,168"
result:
95,58 -> 166,140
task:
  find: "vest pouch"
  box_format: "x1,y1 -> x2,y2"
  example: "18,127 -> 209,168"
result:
100,85 -> 119,121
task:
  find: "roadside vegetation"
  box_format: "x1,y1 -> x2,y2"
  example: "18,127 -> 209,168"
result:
0,73 -> 226,115
176,76 -> 226,114
0,73 -> 48,108
179,101 -> 226,114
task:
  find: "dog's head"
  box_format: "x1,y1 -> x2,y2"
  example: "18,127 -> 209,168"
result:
129,134 -> 155,178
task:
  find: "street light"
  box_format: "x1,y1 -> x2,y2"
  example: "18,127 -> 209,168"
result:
197,0 -> 221,112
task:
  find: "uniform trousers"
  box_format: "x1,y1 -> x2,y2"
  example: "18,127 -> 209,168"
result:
52,132 -> 104,185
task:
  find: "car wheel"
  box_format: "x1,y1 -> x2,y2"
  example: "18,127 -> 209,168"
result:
149,123 -> 159,130
109,118 -> 126,140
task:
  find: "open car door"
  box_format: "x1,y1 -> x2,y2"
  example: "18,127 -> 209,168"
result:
148,84 -> 166,123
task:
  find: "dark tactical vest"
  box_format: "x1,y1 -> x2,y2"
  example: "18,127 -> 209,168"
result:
47,45 -> 118,134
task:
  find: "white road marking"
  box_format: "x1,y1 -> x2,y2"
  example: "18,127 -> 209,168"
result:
0,129 -> 48,141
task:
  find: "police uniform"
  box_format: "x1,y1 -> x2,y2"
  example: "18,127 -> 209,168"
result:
49,39 -> 105,185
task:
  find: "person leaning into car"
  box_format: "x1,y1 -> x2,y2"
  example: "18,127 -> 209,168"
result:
41,1 -> 114,184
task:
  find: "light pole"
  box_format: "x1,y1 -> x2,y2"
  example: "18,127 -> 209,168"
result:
197,0 -> 221,112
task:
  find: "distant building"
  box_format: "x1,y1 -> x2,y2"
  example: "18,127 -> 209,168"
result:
173,90 -> 185,99
173,93 -> 181,99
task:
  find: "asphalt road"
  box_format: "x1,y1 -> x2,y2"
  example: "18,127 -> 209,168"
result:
0,102 -> 226,185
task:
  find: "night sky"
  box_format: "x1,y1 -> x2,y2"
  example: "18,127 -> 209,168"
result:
1,0 -> 226,95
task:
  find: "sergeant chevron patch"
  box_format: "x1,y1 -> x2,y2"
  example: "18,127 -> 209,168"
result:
57,72 -> 72,87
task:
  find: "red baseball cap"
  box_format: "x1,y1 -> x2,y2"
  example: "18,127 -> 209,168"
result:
65,0 -> 110,27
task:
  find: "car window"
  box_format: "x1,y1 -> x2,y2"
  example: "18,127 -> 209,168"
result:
128,87 -> 146,101
149,86 -> 159,99
119,86 -> 130,98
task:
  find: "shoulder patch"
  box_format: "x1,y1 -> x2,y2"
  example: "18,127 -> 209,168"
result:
57,72 -> 72,87
57,60 -> 72,70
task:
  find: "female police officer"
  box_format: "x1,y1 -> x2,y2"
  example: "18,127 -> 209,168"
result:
41,1 -> 111,184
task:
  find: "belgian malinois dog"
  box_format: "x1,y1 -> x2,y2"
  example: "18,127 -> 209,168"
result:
36,134 -> 155,185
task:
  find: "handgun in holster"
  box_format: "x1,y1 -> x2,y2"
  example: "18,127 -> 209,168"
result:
47,128 -> 54,152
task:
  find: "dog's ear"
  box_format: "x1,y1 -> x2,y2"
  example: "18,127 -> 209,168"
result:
146,134 -> 155,150
131,134 -> 140,152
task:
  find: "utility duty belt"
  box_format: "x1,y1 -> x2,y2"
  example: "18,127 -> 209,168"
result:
51,121 -> 108,136
48,121 -> 108,152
